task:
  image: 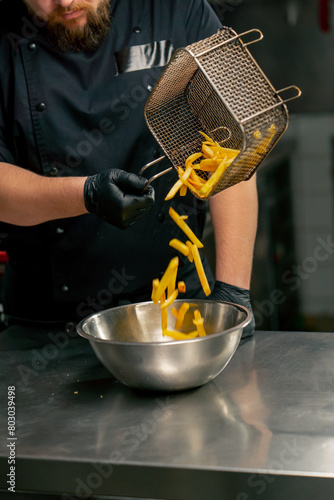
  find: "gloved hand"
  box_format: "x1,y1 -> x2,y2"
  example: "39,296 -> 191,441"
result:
208,280 -> 255,338
84,169 -> 155,229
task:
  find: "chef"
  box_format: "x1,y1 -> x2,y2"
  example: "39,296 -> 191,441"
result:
0,0 -> 257,336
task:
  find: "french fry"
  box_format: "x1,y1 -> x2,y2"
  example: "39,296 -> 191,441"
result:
202,143 -> 215,159
169,207 -> 204,248
169,238 -> 189,257
161,289 -> 179,309
165,164 -> 196,201
185,152 -> 202,168
179,164 -> 194,182
199,131 -> 215,142
190,169 -> 206,186
255,124 -> 276,154
157,289 -> 168,330
163,329 -> 199,340
196,158 -> 220,171
171,307 -> 179,319
167,264 -> 178,299
178,177 -> 206,196
187,178 -> 205,190
178,281 -> 186,294
193,309 -> 207,337
151,278 -> 160,305
245,124 -> 277,170
179,183 -> 188,196
165,179 -> 183,201
198,156 -> 233,198
190,244 -> 211,296
152,256 -> 179,304
174,302 -> 189,330
186,241 -> 194,262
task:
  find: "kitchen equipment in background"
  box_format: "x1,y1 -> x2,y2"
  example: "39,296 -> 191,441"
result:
286,0 -> 302,26
140,26 -> 301,198
76,300 -> 251,392
319,0 -> 331,31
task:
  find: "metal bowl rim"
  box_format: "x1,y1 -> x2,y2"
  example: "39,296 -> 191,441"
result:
76,299 -> 252,346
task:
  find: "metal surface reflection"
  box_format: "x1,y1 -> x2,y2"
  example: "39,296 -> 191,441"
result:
93,379 -> 261,468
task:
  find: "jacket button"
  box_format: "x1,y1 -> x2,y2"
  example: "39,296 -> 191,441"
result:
56,227 -> 64,235
153,149 -> 161,159
49,167 -> 58,176
158,213 -> 164,222
61,285 -> 69,293
36,102 -> 46,112
27,42 -> 37,51
133,26 -> 142,33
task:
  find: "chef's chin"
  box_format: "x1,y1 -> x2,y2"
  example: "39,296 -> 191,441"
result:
46,1 -> 111,52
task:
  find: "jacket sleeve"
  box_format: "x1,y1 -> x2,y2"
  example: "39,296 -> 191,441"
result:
184,0 -> 222,44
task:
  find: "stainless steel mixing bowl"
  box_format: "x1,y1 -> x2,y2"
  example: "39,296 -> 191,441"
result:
76,299 -> 251,392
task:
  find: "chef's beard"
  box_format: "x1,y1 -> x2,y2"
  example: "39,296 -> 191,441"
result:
40,0 -> 111,52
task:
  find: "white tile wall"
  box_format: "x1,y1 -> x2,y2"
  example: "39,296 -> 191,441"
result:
283,113 -> 334,315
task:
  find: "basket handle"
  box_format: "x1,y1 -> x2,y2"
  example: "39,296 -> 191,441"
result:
195,29 -> 263,58
240,85 -> 302,124
138,156 -> 173,191
276,86 -> 302,104
242,28 -> 264,47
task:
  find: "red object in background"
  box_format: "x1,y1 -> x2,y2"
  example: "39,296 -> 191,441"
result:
319,0 -> 331,32
0,251 -> 8,278
0,251 -> 8,264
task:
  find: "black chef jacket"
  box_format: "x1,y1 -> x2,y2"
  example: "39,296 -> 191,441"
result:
0,0 -> 222,323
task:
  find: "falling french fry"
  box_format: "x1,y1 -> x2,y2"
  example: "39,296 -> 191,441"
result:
186,241 -> 194,262
161,289 -> 179,309
190,244 -> 211,296
193,309 -> 207,337
165,179 -> 184,201
151,256 -> 179,304
174,302 -> 190,330
168,207 -> 204,248
169,238 -> 190,257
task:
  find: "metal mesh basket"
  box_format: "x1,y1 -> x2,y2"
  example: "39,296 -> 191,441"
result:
143,27 -> 301,199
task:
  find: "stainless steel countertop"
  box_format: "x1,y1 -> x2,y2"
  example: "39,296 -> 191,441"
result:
0,326 -> 334,499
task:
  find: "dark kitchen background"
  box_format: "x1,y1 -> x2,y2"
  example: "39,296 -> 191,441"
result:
203,0 -> 334,332
0,0 -> 333,333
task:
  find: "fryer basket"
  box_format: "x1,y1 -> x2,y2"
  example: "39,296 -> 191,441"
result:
142,27 -> 301,198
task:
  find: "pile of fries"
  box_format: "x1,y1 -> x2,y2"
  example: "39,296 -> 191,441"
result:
165,125 -> 277,200
165,131 -> 240,200
151,207 -> 210,341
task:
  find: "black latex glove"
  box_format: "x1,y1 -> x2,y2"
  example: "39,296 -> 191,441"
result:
84,169 -> 155,229
208,280 -> 255,338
